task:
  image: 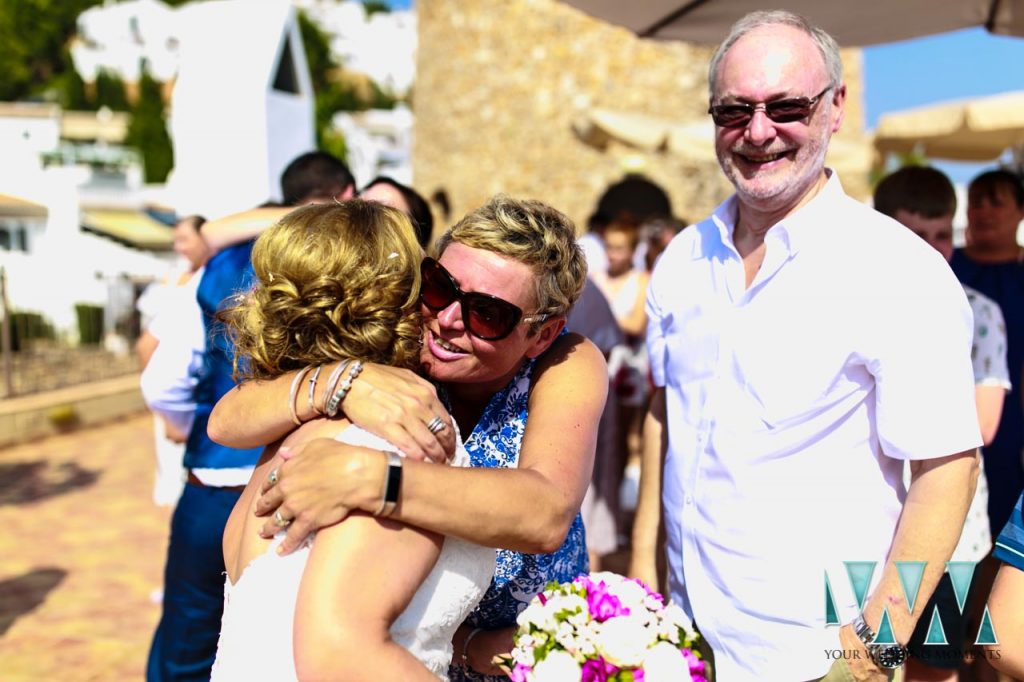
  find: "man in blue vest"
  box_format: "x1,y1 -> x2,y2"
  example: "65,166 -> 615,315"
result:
146,151 -> 356,682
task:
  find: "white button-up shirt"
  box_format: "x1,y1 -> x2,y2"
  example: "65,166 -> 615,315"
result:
646,173 -> 981,681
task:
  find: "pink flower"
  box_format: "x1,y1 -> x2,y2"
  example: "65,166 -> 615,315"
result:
509,663 -> 532,682
580,657 -> 617,682
632,578 -> 664,605
585,582 -> 630,622
683,649 -> 707,680
575,575 -> 597,592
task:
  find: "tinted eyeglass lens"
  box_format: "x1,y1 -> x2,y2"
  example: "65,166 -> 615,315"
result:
710,105 -> 755,127
420,260 -> 457,310
765,99 -> 813,122
465,297 -> 519,340
419,258 -> 524,340
710,98 -> 812,127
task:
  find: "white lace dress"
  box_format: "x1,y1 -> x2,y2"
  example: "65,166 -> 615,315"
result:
210,426 -> 496,681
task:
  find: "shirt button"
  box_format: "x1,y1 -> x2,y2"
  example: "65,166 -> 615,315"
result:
685,495 -> 693,505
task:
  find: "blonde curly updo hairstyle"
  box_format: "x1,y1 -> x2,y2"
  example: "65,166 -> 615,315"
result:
435,195 -> 587,335
221,200 -> 422,381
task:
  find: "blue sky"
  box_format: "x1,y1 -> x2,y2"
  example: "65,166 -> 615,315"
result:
862,27 -> 1024,181
862,27 -> 1024,129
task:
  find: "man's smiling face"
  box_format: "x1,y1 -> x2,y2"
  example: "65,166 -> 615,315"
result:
712,23 -> 844,215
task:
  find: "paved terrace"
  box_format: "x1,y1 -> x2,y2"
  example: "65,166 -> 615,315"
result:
0,408 -> 634,680
0,412 -> 169,680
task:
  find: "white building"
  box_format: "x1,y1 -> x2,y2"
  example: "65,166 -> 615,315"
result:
71,0 -> 180,83
166,0 -> 315,217
0,104 -> 173,338
295,0 -> 417,96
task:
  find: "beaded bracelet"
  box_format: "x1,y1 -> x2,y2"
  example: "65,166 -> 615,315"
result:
306,364 -> 324,416
287,366 -> 312,426
325,360 -> 363,418
319,359 -> 350,415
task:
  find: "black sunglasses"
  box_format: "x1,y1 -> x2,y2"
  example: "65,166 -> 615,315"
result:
708,86 -> 832,128
419,257 -> 548,341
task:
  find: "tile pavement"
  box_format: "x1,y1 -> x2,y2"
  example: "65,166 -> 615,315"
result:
0,411 -> 637,680
0,412 -> 170,681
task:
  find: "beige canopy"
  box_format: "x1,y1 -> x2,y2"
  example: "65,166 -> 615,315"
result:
873,90 -> 1024,161
574,107 -> 874,171
560,0 -> 1024,46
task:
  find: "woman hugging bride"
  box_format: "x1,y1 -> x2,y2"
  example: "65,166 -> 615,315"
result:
210,200 -> 495,680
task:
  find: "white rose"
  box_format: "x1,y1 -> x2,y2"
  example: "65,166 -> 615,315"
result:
590,571 -> 624,585
594,616 -> 657,667
662,603 -> 692,631
642,641 -> 690,682
552,594 -> 588,617
518,601 -> 553,631
611,578 -> 650,613
531,649 -> 581,682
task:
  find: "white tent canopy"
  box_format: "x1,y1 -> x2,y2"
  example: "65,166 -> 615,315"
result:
873,90 -> 1024,161
574,107 -> 874,175
561,0 -> 1024,46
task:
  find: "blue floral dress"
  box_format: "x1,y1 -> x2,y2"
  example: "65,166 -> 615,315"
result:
446,356 -> 589,682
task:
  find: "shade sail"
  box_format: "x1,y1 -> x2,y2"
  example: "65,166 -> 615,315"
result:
0,194 -> 48,218
560,0 -> 1024,46
574,107 -> 874,172
873,90 -> 1024,161
81,209 -> 175,250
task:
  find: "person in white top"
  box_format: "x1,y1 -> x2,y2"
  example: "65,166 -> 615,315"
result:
136,214 -> 211,507
632,11 -> 981,682
874,166 -> 1010,682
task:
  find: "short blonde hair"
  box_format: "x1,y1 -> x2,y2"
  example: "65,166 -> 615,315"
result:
435,195 -> 586,334
221,200 -> 422,381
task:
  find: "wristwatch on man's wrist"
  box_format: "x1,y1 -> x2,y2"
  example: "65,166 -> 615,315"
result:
852,614 -> 907,669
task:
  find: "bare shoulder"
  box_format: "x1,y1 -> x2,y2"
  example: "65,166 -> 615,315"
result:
533,332 -> 607,391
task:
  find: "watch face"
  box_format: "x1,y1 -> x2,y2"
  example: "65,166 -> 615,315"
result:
875,645 -> 907,669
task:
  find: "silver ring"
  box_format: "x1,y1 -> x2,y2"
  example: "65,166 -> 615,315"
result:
273,510 -> 290,528
426,415 -> 447,435
267,467 -> 279,486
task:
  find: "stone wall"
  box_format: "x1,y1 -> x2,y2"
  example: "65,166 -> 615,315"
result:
414,0 -> 870,236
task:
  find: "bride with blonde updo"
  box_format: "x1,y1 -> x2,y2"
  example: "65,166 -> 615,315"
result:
211,200 -> 495,681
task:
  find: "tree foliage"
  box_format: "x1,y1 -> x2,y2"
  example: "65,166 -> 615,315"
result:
125,68 -> 173,183
362,1 -> 392,16
0,0 -> 101,101
94,68 -> 129,111
295,8 -> 400,161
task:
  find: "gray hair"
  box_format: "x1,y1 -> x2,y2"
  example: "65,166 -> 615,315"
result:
707,10 -> 843,98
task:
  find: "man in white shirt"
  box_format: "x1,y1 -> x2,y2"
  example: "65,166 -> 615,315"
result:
636,11 -> 981,681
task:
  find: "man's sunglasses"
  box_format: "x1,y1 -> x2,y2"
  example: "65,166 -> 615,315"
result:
419,257 -> 548,341
708,86 -> 832,128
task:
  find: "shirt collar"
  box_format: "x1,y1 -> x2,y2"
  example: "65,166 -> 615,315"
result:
694,169 -> 844,260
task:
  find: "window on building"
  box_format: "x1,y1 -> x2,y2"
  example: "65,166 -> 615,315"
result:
0,224 -> 28,253
272,38 -> 300,94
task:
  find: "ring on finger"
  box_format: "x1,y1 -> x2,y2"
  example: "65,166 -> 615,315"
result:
273,510 -> 291,528
426,415 -> 447,435
267,467 -> 279,486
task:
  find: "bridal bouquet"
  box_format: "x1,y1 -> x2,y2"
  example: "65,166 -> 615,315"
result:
499,572 -> 708,682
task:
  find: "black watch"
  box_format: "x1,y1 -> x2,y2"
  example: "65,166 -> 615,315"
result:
852,614 -> 907,669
